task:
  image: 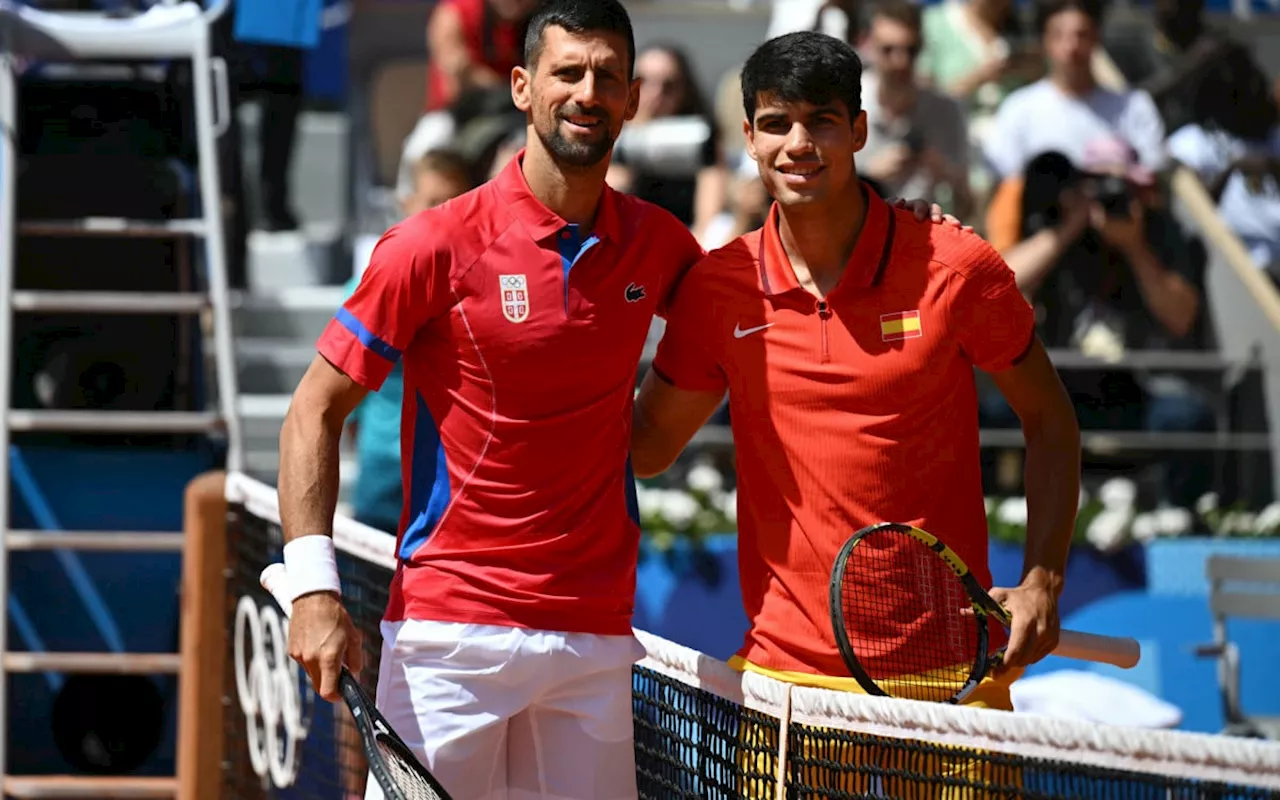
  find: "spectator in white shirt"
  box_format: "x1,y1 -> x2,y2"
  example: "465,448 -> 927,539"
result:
982,0 -> 1167,181
1167,60 -> 1280,282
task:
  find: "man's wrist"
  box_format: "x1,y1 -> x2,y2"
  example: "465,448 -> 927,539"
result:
283,534 -> 342,601
1019,565 -> 1065,597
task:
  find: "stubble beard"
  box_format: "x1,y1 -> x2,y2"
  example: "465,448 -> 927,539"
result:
538,113 -> 615,169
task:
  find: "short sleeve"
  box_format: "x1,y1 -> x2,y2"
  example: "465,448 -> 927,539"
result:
1166,126 -> 1209,177
316,217 -> 452,391
982,92 -> 1027,180
651,262 -> 728,394
656,215 -> 709,318
950,237 -> 1036,373
1167,125 -> 1231,184
1121,90 -> 1169,173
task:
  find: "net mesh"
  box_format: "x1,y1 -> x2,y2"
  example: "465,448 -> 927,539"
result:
222,474 -> 1280,800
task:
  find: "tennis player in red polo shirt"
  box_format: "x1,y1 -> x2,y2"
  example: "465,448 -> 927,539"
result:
278,3 -> 699,797
632,31 -> 1082,711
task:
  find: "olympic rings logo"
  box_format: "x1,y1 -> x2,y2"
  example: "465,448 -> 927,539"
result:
233,595 -> 314,788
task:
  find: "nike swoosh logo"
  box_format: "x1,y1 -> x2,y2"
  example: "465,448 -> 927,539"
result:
733,322 -> 775,339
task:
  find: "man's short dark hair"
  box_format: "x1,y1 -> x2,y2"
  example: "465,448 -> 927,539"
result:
872,0 -> 923,33
740,31 -> 863,123
1034,0 -> 1105,35
523,0 -> 636,77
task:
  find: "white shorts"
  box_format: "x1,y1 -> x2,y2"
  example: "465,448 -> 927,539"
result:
363,620 -> 645,800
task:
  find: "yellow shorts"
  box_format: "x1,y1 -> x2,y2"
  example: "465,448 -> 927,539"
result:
728,657 -> 1024,800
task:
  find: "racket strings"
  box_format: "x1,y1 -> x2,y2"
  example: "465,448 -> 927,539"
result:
839,531 -> 981,703
376,736 -> 448,800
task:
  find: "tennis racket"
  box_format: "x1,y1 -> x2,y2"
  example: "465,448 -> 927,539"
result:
259,563 -> 453,800
828,522 -> 1141,705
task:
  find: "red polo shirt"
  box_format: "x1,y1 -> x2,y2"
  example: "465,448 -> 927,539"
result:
652,187 -> 1035,676
318,152 -> 703,634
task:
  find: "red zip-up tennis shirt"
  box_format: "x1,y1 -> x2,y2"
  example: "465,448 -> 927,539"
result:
318,152 -> 704,634
652,187 -> 1036,675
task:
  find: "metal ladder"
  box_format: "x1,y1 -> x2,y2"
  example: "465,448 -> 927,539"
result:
0,1 -> 240,796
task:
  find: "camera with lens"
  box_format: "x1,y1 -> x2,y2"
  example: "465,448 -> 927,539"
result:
1085,173 -> 1133,220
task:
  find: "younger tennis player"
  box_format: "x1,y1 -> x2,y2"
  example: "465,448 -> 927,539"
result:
632,31 -> 1082,707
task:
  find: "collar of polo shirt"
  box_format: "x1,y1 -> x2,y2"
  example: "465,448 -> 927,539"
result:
757,183 -> 897,299
495,149 -> 624,244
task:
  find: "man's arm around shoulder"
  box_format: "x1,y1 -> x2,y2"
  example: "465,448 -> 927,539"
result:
632,370 -> 725,478
637,233 -> 732,477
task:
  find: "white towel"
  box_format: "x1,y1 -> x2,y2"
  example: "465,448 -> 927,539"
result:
1011,670 -> 1183,729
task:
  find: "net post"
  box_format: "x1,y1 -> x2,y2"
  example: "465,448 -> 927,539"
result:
177,470 -> 230,800
774,682 -> 792,800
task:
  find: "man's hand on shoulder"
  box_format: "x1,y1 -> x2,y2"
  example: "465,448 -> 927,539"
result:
887,197 -> 973,232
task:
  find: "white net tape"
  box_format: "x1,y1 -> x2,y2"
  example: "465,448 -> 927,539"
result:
226,472 -> 1280,791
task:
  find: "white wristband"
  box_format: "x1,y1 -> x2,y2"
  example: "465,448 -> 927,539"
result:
282,535 -> 342,601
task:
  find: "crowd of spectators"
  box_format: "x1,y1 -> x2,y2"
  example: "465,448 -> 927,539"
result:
373,0 -> 1278,507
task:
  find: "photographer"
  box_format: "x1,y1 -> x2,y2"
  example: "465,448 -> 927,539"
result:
989,137 -> 1211,506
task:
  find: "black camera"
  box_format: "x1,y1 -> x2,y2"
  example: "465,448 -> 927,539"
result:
1086,174 -> 1133,220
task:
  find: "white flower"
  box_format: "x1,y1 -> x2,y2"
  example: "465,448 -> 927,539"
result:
660,490 -> 699,530
1213,511 -> 1236,536
1155,507 -> 1193,537
1214,511 -> 1256,537
686,462 -> 724,495
1233,512 -> 1258,536
1078,487 -> 1090,511
637,486 -> 663,519
1130,512 -> 1160,544
1087,507 -> 1133,553
720,489 -> 738,525
1256,503 -> 1280,534
1196,493 -> 1219,517
1098,478 -> 1137,511
997,496 -> 1028,526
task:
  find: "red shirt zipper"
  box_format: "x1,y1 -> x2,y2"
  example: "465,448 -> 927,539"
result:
817,299 -> 831,362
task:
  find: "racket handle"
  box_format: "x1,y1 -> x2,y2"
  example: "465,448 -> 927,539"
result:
1054,629 -> 1141,668
259,563 -> 294,619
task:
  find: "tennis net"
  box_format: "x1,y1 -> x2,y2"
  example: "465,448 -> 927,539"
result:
221,473 -> 1280,799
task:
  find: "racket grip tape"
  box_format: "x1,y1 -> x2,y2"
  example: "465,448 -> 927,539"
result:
1055,629 -> 1141,668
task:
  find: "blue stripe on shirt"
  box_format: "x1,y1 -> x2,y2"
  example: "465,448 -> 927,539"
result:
399,391 -> 452,560
335,307 -> 402,362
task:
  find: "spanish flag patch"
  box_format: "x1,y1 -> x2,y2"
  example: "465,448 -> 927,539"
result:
880,310 -> 922,341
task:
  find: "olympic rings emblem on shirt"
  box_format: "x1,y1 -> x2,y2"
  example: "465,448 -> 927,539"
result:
233,594 -> 314,788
